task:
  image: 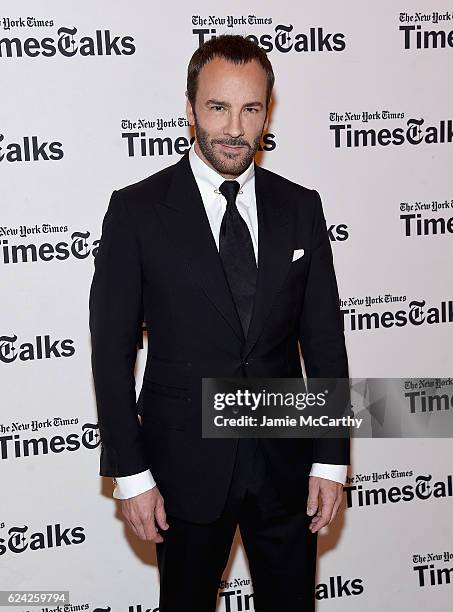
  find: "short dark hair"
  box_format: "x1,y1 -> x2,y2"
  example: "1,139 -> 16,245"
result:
186,34 -> 275,109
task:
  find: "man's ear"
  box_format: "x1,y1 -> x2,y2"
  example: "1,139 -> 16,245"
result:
186,95 -> 195,126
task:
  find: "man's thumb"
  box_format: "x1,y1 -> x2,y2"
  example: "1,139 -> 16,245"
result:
307,491 -> 318,516
155,502 -> 169,530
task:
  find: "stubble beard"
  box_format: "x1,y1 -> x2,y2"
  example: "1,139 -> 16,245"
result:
194,116 -> 263,177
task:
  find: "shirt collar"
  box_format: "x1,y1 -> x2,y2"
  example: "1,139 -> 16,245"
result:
189,142 -> 255,205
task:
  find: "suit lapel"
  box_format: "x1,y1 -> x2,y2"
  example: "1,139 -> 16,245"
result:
155,152 -> 245,343
241,164 -> 294,358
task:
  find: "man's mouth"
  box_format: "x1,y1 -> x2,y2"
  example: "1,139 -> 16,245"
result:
216,143 -> 247,153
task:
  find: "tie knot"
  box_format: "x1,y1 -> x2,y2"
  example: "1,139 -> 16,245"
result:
219,180 -> 240,204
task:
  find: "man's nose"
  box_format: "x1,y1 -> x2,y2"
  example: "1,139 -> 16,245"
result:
223,112 -> 244,138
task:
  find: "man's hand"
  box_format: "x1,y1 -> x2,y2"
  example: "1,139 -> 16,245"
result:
306,476 -> 343,533
120,485 -> 169,542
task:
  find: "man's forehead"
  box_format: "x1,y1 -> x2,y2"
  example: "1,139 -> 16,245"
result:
197,57 -> 267,96
199,55 -> 264,76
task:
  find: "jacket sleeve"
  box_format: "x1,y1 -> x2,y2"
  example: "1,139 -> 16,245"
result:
298,189 -> 351,466
89,189 -> 149,477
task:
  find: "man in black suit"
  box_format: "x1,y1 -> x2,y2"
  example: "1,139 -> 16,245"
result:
89,34 -> 350,612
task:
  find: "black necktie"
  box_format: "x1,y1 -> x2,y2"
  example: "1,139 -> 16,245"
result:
218,180 -> 258,338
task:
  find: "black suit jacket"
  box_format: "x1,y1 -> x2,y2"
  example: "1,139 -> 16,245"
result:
89,151 -> 350,522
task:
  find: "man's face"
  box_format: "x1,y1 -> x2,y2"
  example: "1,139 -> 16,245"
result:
186,56 -> 270,179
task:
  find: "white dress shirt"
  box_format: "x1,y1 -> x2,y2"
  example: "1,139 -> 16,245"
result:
112,144 -> 347,499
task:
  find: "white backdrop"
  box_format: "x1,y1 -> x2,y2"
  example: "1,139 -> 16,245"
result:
2,1 -> 452,610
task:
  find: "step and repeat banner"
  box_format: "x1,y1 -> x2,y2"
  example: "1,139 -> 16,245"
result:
2,1 -> 452,611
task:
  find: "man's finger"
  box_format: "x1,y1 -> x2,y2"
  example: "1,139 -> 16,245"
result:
123,500 -> 163,542
310,493 -> 335,532
155,497 -> 169,531
330,492 -> 343,523
136,500 -> 164,542
141,514 -> 164,543
309,510 -> 322,526
306,479 -> 320,516
320,492 -> 335,524
127,512 -> 147,540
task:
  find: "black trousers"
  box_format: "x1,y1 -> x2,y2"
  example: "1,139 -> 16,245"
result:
156,438 -> 318,612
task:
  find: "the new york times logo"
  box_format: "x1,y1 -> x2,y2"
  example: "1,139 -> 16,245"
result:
0,523 -> 85,555
341,299 -> 453,331
0,334 -> 75,363
399,11 -> 453,49
1,223 -> 68,238
346,469 -> 414,486
0,17 -> 55,30
0,25 -> 135,58
0,421 -> 100,460
413,551 -> 453,588
193,19 -> 346,53
400,198 -> 453,236
0,230 -> 99,264
330,117 -> 453,148
345,474 -> 453,508
0,134 -> 63,162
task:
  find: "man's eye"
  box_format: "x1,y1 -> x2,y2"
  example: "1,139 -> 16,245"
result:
211,105 -> 224,111
244,107 -> 259,113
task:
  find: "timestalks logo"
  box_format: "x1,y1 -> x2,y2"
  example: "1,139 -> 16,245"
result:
341,299 -> 453,331
0,523 -> 85,555
0,334 -> 75,363
330,118 -> 453,148
344,474 -> 453,508
0,422 -> 100,460
0,134 -> 63,162
0,231 -> 99,264
122,132 -> 276,157
194,23 -> 346,53
216,574 -> 364,610
0,26 -> 135,58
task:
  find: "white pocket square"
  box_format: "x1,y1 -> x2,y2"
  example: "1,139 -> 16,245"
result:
292,248 -> 305,262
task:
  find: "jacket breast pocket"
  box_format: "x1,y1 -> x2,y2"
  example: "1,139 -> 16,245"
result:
273,251 -> 309,305
141,380 -> 190,431
289,247 -> 309,274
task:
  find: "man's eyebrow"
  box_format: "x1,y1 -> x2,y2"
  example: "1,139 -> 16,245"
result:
205,99 -> 230,107
205,99 -> 264,109
242,101 -> 264,108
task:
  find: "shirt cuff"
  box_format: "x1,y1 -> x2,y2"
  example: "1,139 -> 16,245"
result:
309,463 -> 348,485
112,469 -> 156,499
